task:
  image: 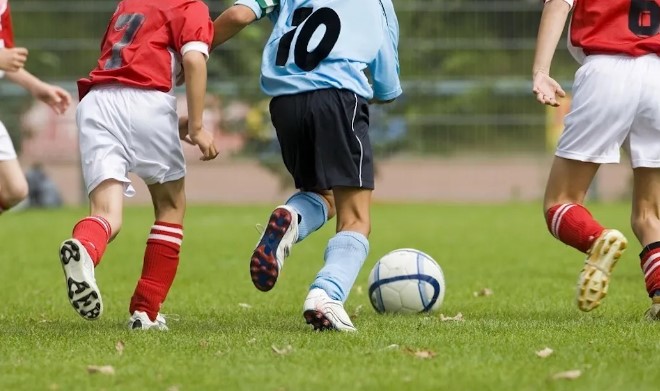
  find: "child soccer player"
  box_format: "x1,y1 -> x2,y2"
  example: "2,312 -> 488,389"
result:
59,0 -> 218,330
212,0 -> 402,331
532,0 -> 660,316
0,0 -> 71,214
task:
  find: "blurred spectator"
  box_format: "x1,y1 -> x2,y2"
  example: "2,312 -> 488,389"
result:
24,163 -> 62,208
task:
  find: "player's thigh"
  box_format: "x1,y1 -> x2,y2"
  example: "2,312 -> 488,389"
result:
77,90 -> 133,197
628,56 -> 660,169
543,156 -> 599,211
333,186 -> 372,236
147,178 -> 186,224
129,90 -> 185,187
312,89 -> 374,190
557,55 -> 639,165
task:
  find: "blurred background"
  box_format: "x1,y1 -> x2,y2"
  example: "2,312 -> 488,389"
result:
0,0 -> 631,207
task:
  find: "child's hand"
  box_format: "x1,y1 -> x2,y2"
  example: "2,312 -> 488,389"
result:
532,70 -> 566,107
34,83 -> 72,114
188,127 -> 219,161
0,47 -> 28,72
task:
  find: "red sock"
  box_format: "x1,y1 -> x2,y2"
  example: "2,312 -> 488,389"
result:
545,203 -> 604,253
641,242 -> 660,297
129,221 -> 183,321
72,216 -> 111,266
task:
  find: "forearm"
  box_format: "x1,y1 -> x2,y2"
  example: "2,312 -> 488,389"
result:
532,0 -> 571,75
5,68 -> 45,95
183,52 -> 207,132
211,5 -> 257,50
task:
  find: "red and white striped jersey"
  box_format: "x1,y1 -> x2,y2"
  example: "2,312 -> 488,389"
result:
77,0 -> 213,100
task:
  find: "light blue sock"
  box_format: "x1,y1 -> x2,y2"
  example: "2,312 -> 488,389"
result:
310,231 -> 369,302
285,192 -> 328,243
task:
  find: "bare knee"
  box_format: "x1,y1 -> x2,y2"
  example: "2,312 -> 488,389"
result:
1,180 -> 28,208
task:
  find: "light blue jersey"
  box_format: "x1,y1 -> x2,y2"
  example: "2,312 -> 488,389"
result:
235,0 -> 402,101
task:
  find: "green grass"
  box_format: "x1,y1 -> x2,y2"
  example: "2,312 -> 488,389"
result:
0,203 -> 658,391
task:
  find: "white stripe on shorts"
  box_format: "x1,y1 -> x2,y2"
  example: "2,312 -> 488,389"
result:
351,93 -> 363,187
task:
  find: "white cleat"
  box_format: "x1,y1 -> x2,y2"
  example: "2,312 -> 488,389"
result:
128,311 -> 169,331
250,205 -> 299,292
303,288 -> 357,332
576,229 -> 628,312
59,239 -> 103,320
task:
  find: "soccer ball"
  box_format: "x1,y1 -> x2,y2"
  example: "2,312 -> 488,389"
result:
367,248 -> 445,314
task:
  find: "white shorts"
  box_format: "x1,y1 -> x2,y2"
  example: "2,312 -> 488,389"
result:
77,86 -> 185,196
557,54 -> 660,168
0,121 -> 17,161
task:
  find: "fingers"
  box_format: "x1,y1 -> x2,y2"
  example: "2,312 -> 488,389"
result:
200,143 -> 219,161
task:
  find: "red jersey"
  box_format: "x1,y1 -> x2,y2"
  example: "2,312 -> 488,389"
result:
570,0 -> 660,58
78,0 -> 213,100
0,0 -> 15,49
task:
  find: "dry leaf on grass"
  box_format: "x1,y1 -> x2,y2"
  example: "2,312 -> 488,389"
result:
199,339 -> 209,348
87,365 -> 115,375
403,347 -> 437,359
115,341 -> 125,356
238,303 -> 252,309
439,312 -> 464,322
384,344 -> 400,350
536,347 -> 553,358
247,338 -> 257,344
355,285 -> 364,295
351,305 -> 363,318
271,344 -> 293,355
473,288 -> 494,297
167,386 -> 180,391
551,370 -> 582,380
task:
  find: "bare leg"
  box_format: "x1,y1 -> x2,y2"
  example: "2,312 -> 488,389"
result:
0,159 -> 28,210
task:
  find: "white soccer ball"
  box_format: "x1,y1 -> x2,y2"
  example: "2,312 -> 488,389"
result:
368,248 -> 446,314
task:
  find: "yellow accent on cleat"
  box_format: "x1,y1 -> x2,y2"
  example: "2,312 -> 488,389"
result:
576,229 -> 628,312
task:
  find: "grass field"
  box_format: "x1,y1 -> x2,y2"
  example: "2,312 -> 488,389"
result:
1,203 -> 659,390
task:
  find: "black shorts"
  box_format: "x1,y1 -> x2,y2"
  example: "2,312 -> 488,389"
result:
269,89 -> 374,191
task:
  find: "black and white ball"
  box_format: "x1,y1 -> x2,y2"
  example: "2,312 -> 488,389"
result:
368,248 -> 446,313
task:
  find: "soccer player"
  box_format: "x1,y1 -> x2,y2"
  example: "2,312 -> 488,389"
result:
0,0 -> 71,214
212,0 -> 402,331
531,0 -> 660,316
58,0 -> 218,330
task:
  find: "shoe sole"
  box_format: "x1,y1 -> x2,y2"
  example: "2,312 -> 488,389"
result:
59,239 -> 103,320
303,309 -> 334,331
576,230 -> 627,312
250,208 -> 292,292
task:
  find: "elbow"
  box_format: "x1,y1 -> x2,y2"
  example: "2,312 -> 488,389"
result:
182,51 -> 206,69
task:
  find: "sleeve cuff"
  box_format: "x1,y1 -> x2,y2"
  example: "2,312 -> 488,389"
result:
181,41 -> 210,60
234,0 -> 262,19
373,86 -> 403,101
545,0 -> 573,9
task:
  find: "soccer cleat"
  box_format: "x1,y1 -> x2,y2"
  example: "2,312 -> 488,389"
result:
127,311 -> 169,331
645,296 -> 660,321
576,229 -> 628,312
250,205 -> 299,291
59,239 -> 103,320
303,288 -> 357,332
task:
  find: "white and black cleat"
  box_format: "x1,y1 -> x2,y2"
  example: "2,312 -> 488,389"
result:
59,239 -> 103,320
